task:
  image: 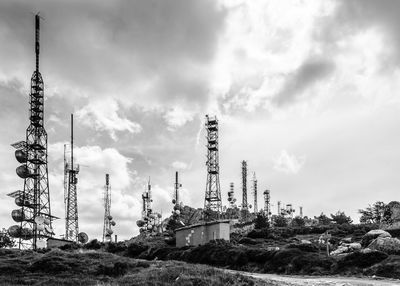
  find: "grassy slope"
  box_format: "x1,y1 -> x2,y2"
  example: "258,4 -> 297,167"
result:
0,248 -> 275,286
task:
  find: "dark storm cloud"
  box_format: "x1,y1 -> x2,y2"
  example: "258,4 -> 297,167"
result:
315,0 -> 400,68
273,58 -> 335,106
0,0 -> 226,107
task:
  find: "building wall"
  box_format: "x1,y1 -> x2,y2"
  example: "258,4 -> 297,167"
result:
47,238 -> 74,249
176,221 -> 230,248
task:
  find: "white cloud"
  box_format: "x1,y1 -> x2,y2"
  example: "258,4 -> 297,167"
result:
76,98 -> 142,140
273,150 -> 306,174
164,106 -> 195,131
171,161 -> 189,170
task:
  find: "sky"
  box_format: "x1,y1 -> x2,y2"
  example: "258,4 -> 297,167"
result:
1,0 -> 400,241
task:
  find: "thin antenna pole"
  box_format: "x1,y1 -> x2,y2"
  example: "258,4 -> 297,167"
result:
35,14 -> 40,72
71,114 -> 73,171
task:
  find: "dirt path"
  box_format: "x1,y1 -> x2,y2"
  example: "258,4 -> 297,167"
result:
226,270 -> 400,286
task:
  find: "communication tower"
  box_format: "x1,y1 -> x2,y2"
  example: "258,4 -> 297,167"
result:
64,114 -> 79,241
137,178 -> 162,234
8,14 -> 55,250
277,201 -> 281,215
227,182 -> 236,208
102,174 -> 116,242
300,206 -> 303,218
252,172 -> 258,213
204,115 -> 222,220
263,189 -> 271,222
173,171 -> 182,206
241,161 -> 248,210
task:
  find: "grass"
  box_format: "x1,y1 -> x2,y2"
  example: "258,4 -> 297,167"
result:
0,248 -> 271,286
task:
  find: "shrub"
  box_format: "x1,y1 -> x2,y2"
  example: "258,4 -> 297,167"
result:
290,253 -> 334,274
247,228 -> 269,239
97,261 -> 128,277
264,248 -> 303,273
286,243 -> 318,253
337,251 -> 388,269
106,242 -> 127,253
126,242 -> 149,258
84,239 -> 102,250
364,255 -> 400,279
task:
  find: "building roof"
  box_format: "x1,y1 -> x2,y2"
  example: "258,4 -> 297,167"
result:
175,219 -> 230,232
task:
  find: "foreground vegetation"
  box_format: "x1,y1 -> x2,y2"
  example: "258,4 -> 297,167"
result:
110,224 -> 400,279
0,248 -> 272,286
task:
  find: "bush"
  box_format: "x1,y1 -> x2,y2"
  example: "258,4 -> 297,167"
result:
59,242 -> 81,251
364,255 -> 400,279
290,253 -> 334,274
286,243 -> 318,253
106,242 -> 127,253
387,229 -> 400,238
97,261 -> 128,277
247,228 -> 269,239
264,248 -> 303,273
337,251 -> 388,270
84,239 -> 103,250
126,242 -> 149,258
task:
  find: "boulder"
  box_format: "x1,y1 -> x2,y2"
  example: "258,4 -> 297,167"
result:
330,245 -> 349,256
361,229 -> 391,247
368,237 -> 400,254
341,237 -> 352,243
300,239 -> 311,244
348,242 -> 362,250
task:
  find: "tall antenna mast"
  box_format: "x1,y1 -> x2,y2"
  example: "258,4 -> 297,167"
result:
241,161 -> 248,210
103,174 -> 115,242
8,13 -> 55,250
252,172 -> 258,213
174,171 -> 179,205
264,190 -> 271,223
204,115 -> 222,221
65,114 -> 79,241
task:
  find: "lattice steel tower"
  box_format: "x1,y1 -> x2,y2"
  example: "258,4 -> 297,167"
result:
204,115 -> 222,220
64,114 -> 79,241
241,161 -> 248,210
263,190 -> 271,222
252,172 -> 258,213
103,174 -> 115,242
8,14 -> 54,250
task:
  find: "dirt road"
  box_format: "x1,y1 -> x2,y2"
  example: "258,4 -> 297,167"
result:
226,270 -> 400,285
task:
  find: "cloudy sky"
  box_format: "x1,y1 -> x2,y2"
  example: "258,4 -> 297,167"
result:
1,0 -> 400,240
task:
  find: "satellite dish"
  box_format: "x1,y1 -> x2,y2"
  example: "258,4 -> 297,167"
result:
15,150 -> 28,163
172,199 -> 176,204
35,216 -> 45,224
78,232 -> 89,243
136,220 -> 145,227
157,213 -> 162,218
111,221 -> 116,226
107,215 -> 113,221
44,225 -> 54,235
36,239 -> 46,249
8,225 -> 21,238
106,229 -> 113,235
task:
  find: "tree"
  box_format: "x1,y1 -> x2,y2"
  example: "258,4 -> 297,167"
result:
330,211 -> 353,225
359,201 -> 386,224
315,213 -> 331,225
291,216 -> 305,227
254,213 -> 269,229
273,215 -> 288,227
0,228 -> 15,248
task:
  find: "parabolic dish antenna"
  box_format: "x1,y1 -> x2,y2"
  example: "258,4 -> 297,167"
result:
78,232 -> 89,243
35,216 -> 45,224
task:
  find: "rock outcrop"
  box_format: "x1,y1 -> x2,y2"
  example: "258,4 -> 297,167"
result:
368,237 -> 400,254
361,229 -> 391,247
